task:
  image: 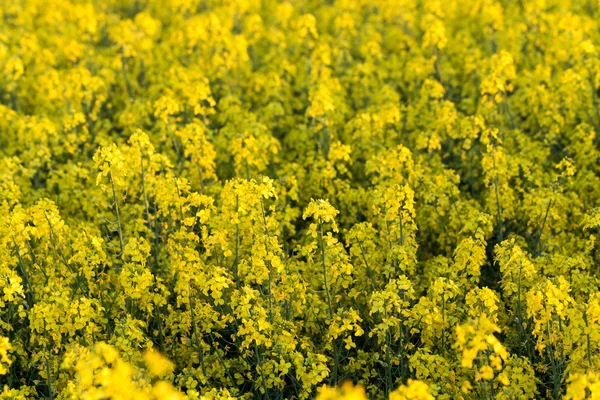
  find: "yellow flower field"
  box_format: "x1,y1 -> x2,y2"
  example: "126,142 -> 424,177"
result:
1,0 -> 600,398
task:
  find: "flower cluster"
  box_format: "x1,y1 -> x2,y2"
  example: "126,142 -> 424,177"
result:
1,0 -> 600,399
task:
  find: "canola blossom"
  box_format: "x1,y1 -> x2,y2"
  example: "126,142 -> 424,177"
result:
1,0 -> 600,399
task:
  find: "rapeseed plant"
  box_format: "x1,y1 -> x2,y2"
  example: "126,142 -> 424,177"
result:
1,0 -> 600,399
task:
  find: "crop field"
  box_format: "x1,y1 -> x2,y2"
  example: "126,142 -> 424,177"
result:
1,0 -> 600,399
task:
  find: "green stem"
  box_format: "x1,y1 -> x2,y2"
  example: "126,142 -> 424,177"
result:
12,238 -> 35,307
535,199 -> 553,256
189,290 -> 208,380
46,352 -> 53,400
234,195 -> 240,288
109,170 -> 124,257
319,219 -> 334,320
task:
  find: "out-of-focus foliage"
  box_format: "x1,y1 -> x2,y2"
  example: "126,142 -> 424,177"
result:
1,0 -> 600,399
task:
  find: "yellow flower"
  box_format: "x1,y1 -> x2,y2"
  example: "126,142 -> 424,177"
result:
390,379 -> 435,400
0,337 -> 12,375
316,381 -> 367,400
144,348 -> 174,378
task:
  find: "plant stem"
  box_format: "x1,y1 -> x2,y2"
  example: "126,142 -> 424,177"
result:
109,170 -> 124,257
319,219 -> 334,320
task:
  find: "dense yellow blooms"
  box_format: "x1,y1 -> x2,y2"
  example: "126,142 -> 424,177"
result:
1,0 -> 600,399
0,337 -> 11,376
